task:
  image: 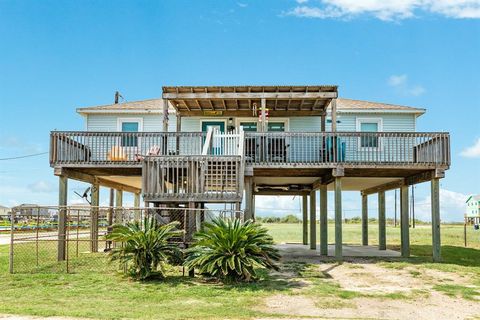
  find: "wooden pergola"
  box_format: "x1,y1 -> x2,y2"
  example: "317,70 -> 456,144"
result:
162,85 -> 340,133
162,85 -> 337,121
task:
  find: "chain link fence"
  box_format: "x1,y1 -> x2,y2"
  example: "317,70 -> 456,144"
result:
9,205 -> 243,274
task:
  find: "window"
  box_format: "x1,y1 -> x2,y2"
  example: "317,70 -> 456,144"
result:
267,122 -> 285,132
118,118 -> 142,147
240,122 -> 258,132
357,118 -> 382,149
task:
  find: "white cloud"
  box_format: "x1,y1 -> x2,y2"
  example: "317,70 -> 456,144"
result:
460,138 -> 480,158
285,0 -> 480,21
27,180 -> 54,193
387,74 -> 425,96
388,74 -> 407,86
414,188 -> 468,222
237,2 -> 248,8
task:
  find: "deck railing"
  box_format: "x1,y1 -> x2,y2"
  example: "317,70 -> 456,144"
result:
244,132 -> 450,167
142,155 -> 243,202
50,131 -> 450,168
50,131 -> 206,166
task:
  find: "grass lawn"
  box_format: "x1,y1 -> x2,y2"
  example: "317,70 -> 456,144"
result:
0,223 -> 479,319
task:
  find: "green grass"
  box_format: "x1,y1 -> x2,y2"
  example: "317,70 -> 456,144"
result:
0,223 -> 479,319
266,223 -> 480,250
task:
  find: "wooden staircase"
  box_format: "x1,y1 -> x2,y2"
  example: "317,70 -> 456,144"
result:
142,127 -> 245,203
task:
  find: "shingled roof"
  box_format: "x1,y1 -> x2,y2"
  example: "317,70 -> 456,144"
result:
77,97 -> 425,115
336,98 -> 425,114
77,99 -> 163,114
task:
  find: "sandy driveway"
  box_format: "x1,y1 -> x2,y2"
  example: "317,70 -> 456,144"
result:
256,244 -> 480,320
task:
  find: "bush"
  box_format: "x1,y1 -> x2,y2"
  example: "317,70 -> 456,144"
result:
281,214 -> 301,223
106,217 -> 182,280
184,218 -> 280,283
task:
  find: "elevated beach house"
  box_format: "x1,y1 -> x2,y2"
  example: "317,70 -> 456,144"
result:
466,195 -> 480,225
50,85 -> 450,261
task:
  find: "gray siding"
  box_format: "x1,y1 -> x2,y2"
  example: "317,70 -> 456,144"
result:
85,112 -> 417,133
86,114 -> 164,132
327,113 -> 416,132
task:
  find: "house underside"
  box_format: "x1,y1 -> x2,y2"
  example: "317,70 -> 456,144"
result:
51,85 -> 450,261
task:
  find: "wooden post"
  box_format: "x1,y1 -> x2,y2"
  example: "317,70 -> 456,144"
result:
334,177 -> 342,260
162,99 -> 169,154
115,190 -> 123,224
195,204 -> 202,232
320,185 -> 328,256
431,178 -> 441,262
400,185 -> 410,257
252,195 -> 256,221
162,98 -> 169,132
331,99 -> 337,132
378,191 -> 386,250
90,182 -> 99,253
362,193 -> 368,246
187,202 -> 196,242
57,175 -> 68,261
108,188 -> 114,226
302,195 -> 308,245
134,193 -> 141,220
261,98 -> 267,132
309,191 -> 316,250
235,202 -> 241,220
176,115 -> 182,154
245,177 -> 254,221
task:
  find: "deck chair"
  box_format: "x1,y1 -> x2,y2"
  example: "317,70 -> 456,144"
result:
134,145 -> 161,161
107,146 -> 128,161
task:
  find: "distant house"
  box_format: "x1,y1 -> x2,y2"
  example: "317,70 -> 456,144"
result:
466,195 -> 480,224
15,204 -> 50,218
0,205 -> 10,219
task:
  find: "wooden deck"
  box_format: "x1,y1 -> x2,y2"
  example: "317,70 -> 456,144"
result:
50,130 -> 450,203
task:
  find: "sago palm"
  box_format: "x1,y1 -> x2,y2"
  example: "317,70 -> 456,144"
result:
184,218 -> 280,282
106,216 -> 182,280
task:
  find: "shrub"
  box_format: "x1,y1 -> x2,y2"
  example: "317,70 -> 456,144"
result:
281,214 -> 301,223
184,218 -> 280,283
106,217 -> 182,280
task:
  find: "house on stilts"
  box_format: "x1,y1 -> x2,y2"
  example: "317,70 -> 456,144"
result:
49,85 -> 450,261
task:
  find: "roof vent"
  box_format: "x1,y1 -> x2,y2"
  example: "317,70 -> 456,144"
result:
114,91 -> 124,104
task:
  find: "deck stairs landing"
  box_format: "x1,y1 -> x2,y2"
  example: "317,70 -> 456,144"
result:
142,127 -> 245,203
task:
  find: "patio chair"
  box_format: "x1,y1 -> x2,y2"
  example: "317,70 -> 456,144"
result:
134,145 -> 161,161
107,146 -> 128,161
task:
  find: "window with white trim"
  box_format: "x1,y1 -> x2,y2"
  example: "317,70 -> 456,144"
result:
118,118 -> 142,147
357,118 -> 382,149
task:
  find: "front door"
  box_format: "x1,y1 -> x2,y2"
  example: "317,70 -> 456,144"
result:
202,121 -> 225,155
201,121 -> 225,133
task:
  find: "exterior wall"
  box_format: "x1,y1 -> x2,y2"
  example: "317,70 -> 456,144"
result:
466,197 -> 480,217
327,113 -> 417,132
84,112 -> 418,133
85,114 -> 164,132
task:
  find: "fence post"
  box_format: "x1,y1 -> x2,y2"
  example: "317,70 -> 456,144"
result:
91,182 -> 99,253
58,176 -> 68,261
9,210 -> 14,273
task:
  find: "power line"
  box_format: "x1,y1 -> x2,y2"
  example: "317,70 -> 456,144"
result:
0,151 -> 48,161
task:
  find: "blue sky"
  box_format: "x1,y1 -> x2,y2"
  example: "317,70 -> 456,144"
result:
0,0 -> 479,221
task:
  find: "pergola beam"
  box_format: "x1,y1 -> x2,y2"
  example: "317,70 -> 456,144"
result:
163,92 -> 338,100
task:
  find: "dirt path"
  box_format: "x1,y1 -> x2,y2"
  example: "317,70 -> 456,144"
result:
257,245 -> 480,320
